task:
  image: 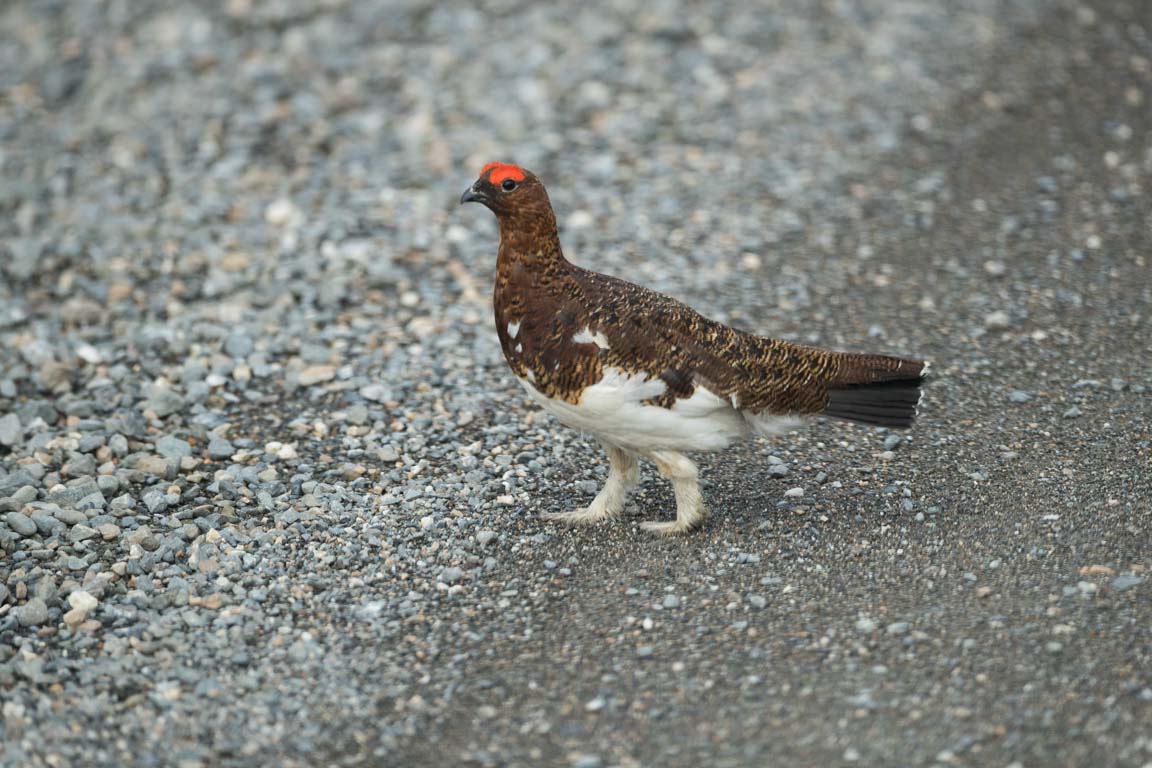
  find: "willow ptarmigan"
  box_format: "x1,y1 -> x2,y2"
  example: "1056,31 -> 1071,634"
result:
461,162 -> 929,535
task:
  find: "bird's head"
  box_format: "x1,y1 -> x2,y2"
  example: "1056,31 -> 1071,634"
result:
459,162 -> 552,223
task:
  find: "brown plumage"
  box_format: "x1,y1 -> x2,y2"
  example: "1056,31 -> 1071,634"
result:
461,163 -> 929,534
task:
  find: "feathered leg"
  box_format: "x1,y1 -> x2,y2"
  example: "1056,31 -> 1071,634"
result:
640,450 -> 705,535
543,442 -> 639,524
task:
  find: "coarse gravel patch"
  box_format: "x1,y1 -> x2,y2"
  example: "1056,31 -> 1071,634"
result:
2,0 -> 1150,767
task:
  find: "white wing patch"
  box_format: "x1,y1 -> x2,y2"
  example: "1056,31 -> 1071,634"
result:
507,319 -> 521,338
572,327 -> 611,350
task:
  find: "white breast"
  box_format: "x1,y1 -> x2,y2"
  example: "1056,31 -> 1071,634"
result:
517,366 -> 753,452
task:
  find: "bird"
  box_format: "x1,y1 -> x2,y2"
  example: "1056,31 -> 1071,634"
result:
460,162 -> 929,535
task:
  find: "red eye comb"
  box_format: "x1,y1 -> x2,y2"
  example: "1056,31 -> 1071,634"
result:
481,162 -> 526,185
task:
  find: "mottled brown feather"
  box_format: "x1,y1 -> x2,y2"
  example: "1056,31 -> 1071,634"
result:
471,168 -> 926,424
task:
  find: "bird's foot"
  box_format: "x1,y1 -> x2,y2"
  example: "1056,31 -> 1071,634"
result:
541,506 -> 612,526
640,519 -> 700,536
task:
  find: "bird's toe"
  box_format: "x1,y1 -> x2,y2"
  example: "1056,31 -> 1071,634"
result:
541,508 -> 609,526
640,519 -> 697,536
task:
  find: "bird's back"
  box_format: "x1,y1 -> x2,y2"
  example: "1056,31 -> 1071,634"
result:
497,260 -> 926,444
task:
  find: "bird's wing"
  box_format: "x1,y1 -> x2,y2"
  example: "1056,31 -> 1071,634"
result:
571,268 -> 926,424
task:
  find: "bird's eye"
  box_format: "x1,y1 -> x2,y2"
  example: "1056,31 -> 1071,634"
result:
501,178 -> 517,191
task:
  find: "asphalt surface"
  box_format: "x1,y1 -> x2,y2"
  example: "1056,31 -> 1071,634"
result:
1,1 -> 1149,767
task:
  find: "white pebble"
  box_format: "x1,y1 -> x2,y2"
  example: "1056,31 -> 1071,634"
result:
984,310 -> 1012,331
68,590 -> 98,613
566,210 -> 595,229
265,198 -> 301,227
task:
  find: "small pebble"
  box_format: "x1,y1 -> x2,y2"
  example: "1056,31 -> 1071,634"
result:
5,512 -> 38,537
984,310 -> 1013,331
14,597 -> 50,627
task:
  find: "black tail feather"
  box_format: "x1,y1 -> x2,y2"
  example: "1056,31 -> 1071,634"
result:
824,376 -> 927,428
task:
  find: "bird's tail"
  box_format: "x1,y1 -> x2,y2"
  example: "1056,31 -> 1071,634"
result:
821,353 -> 930,429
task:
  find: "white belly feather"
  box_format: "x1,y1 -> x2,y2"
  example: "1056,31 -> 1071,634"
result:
517,366 -> 801,452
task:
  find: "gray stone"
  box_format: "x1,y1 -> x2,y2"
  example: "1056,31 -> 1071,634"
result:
207,437 -> 234,460
69,524 -> 99,543
78,434 -> 106,453
62,452 -> 97,476
224,331 -> 254,359
155,436 -> 194,461
1112,574 -> 1144,593
359,384 -> 392,403
108,434 -> 129,456
53,507 -> 88,526
49,477 -> 103,508
10,485 -> 38,505
0,412 -> 22,447
5,512 -> 38,537
143,490 -> 169,515
145,388 -> 186,418
347,404 -> 369,426
439,567 -> 464,584
0,471 -> 38,498
476,530 -> 498,546
32,514 -> 65,535
76,492 -> 107,512
14,597 -> 50,626
1008,390 -> 1033,403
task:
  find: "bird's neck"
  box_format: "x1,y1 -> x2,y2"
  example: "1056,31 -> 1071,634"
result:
496,211 -> 567,269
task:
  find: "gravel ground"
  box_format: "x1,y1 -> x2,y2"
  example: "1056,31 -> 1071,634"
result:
1,0 -> 1150,766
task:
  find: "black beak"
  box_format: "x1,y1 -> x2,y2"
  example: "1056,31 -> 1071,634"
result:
460,185 -> 484,205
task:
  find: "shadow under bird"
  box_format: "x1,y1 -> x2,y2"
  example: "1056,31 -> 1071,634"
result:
461,162 -> 929,535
